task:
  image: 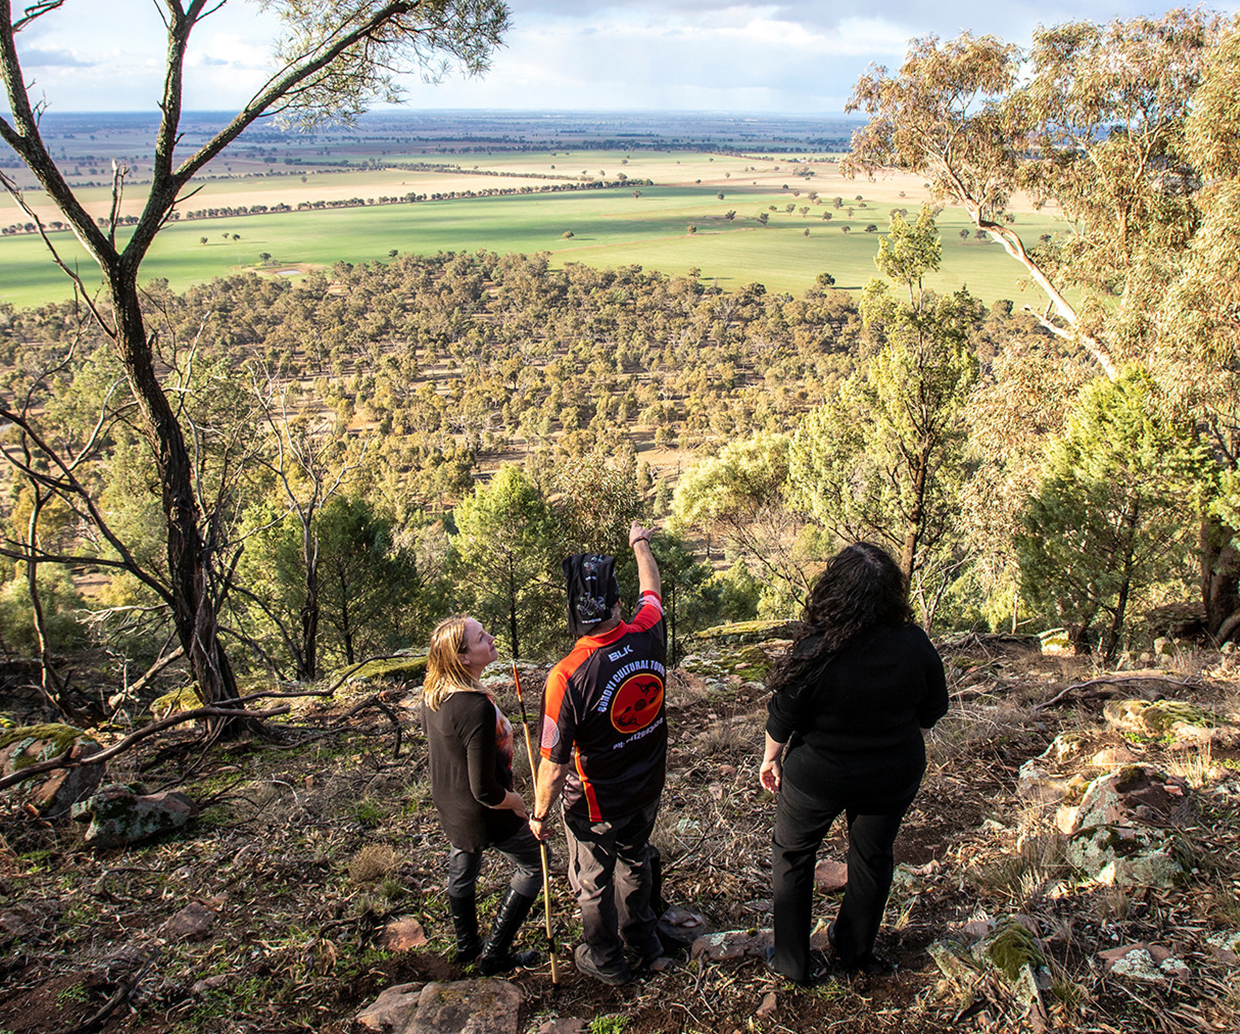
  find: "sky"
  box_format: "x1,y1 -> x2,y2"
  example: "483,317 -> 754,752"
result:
8,1 -> 1239,114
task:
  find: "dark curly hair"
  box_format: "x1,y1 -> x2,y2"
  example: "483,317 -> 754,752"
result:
766,542 -> 914,697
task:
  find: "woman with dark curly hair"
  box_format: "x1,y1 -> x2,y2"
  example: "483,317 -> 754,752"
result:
423,615 -> 542,974
760,543 -> 948,983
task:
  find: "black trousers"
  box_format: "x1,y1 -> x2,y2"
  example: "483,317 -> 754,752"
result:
447,824 -> 544,900
771,776 -> 915,982
564,798 -> 662,970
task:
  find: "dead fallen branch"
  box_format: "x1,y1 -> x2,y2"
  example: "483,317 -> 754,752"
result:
1033,674 -> 1200,711
0,698 -> 292,792
50,957 -> 153,1034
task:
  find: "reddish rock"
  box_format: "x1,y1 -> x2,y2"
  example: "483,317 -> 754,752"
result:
354,982 -> 423,1032
382,917 -> 428,952
814,858 -> 848,892
161,902 -> 215,942
691,928 -> 773,961
757,992 -> 778,1018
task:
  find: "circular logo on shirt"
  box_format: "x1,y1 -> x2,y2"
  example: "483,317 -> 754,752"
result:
610,673 -> 664,733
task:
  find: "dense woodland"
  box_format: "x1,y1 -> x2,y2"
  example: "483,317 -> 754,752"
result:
1,5 -> 1240,725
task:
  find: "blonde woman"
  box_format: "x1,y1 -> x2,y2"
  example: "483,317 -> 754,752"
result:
423,615 -> 542,974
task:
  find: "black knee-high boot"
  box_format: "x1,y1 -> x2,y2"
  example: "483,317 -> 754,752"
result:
479,888 -> 539,976
449,893 -> 482,964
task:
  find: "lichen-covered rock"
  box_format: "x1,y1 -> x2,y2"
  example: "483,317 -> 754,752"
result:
691,928 -> 773,961
1098,943 -> 1190,982
0,724 -> 104,818
1065,823 -> 1190,888
678,638 -> 790,687
1206,930 -> 1240,964
405,979 -> 521,1034
1016,762 -> 1074,804
71,784 -> 199,848
1072,766 -> 1195,830
1103,699 -> 1240,747
1016,735 -> 1097,808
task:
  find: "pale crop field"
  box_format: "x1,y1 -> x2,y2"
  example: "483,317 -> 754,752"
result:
0,150 -> 1062,309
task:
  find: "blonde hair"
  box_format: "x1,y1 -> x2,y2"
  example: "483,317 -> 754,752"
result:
424,615 -> 479,710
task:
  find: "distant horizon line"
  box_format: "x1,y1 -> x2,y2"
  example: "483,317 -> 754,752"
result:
9,107 -> 863,120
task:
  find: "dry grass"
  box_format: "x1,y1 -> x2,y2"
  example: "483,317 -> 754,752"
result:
347,843 -> 402,884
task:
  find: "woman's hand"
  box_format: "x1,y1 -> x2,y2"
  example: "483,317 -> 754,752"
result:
759,757 -> 781,793
502,789 -> 528,820
760,731 -> 784,794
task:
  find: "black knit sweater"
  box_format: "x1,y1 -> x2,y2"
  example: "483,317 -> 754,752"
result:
423,691 -> 523,852
766,622 -> 949,808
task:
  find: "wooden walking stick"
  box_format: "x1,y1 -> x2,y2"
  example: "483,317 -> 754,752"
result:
513,660 -> 559,983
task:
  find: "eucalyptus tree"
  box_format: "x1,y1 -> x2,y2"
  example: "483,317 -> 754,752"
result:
672,431 -> 814,614
1016,368 -> 1205,660
844,10 -> 1240,637
0,0 -> 509,711
846,10 -> 1221,379
452,465 -> 563,661
789,208 -> 980,627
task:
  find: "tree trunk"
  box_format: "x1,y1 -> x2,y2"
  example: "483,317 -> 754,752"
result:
338,566 -> 355,666
300,553 -> 319,681
901,446 -> 932,581
25,491 -> 68,716
110,263 -> 245,730
1201,514 -> 1240,640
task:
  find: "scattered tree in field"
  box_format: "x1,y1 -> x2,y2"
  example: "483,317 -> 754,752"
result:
758,212 -> 769,226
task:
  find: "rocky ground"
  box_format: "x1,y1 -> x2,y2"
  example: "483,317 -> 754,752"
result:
2,631 -> 1239,1034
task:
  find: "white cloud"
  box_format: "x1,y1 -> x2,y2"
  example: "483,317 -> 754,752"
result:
4,0 -> 1239,112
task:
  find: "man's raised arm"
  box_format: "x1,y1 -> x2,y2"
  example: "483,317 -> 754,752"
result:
629,522 -> 660,598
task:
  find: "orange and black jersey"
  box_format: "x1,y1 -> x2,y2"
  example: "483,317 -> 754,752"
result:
540,591 -> 667,821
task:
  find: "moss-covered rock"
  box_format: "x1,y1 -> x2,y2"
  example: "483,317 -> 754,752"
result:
984,921 -> 1047,982
689,620 -> 801,645
150,685 -> 204,719
0,724 -> 105,818
1103,699 -> 1240,747
71,784 -> 199,848
974,920 -> 1052,1019
347,655 -> 428,683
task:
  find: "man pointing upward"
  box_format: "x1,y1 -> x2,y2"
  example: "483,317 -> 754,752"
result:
530,522 -> 667,986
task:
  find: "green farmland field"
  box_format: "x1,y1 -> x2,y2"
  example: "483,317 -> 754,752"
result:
0,160 -> 1061,310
